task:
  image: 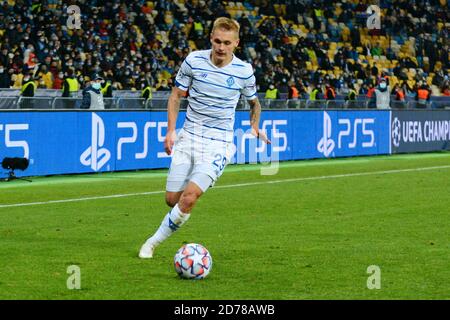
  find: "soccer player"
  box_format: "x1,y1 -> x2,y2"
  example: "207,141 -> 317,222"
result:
139,17 -> 270,258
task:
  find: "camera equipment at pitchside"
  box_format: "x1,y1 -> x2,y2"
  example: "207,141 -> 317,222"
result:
1,157 -> 32,182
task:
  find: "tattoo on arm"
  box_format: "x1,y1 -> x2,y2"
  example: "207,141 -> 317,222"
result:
248,98 -> 261,126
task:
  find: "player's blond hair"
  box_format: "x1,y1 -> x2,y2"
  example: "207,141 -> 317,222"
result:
211,17 -> 240,35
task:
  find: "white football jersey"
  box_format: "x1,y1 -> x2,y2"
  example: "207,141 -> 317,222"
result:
175,49 -> 257,143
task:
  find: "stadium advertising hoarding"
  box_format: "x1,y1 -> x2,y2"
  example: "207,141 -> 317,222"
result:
235,110 -> 391,162
0,110 -> 391,178
290,110 -> 391,159
391,111 -> 450,153
0,111 -> 177,178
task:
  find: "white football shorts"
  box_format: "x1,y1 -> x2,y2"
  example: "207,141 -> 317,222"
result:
166,129 -> 235,193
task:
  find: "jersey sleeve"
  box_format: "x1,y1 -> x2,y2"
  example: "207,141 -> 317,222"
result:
241,73 -> 257,100
174,57 -> 193,92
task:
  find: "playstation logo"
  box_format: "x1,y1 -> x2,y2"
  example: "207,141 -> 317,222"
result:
80,113 -> 111,171
317,112 -> 335,157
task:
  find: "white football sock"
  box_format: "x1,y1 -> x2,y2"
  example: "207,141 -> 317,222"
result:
147,204 -> 190,247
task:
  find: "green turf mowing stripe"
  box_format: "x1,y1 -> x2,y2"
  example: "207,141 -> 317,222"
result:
1,164 -> 449,209
1,152 -> 449,189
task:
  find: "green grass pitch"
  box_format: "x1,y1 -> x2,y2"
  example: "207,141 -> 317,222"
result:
0,152 -> 449,299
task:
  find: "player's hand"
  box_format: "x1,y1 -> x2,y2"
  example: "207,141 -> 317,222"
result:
251,128 -> 271,144
164,130 -> 177,155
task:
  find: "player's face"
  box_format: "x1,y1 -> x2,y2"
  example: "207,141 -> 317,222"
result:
210,28 -> 239,66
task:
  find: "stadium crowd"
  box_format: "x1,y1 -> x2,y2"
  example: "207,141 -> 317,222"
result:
0,0 -> 449,100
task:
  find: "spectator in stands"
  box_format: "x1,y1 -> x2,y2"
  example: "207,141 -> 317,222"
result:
309,84 -> 322,101
442,84 -> 450,96
441,78 -> 450,96
350,24 -> 361,49
81,74 -> 104,110
101,79 -> 114,109
346,85 -> 357,101
401,81 -> 415,98
264,83 -> 279,108
265,83 -> 279,99
374,78 -> 390,109
392,84 -> 405,101
391,84 -> 406,108
62,68 -> 79,109
20,73 -> 36,109
297,81 -> 308,99
37,65 -> 53,89
157,79 -> 171,91
0,63 -> 11,88
0,0 -> 449,102
0,47 -> 8,68
20,73 -> 36,97
416,84 -> 431,108
371,42 -> 383,57
141,80 -> 153,108
287,80 -> 300,108
288,81 -> 299,100
12,69 -> 25,89
366,82 -> 376,107
53,71 -> 64,90
324,83 -> 336,100
371,64 -> 379,78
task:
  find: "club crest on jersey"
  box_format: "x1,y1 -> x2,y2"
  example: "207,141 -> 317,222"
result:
200,73 -> 208,78
226,76 -> 235,87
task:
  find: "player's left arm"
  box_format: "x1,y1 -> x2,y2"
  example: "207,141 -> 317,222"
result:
248,98 -> 271,144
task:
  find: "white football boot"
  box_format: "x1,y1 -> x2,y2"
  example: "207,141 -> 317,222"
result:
138,240 -> 156,259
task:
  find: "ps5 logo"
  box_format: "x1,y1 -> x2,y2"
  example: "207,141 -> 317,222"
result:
317,112 -> 375,158
116,121 -> 170,160
0,123 -> 30,159
317,112 -> 335,157
240,119 -> 288,154
80,113 -> 111,172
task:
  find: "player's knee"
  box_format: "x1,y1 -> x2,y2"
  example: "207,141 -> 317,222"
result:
179,192 -> 199,212
165,197 -> 177,208
165,193 -> 180,208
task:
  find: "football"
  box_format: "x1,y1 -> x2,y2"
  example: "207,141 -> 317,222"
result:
174,243 -> 212,280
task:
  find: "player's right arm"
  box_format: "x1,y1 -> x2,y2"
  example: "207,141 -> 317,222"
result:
164,86 -> 187,155
165,54 -> 193,155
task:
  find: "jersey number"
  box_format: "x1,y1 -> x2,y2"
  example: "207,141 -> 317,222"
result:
212,154 -> 227,172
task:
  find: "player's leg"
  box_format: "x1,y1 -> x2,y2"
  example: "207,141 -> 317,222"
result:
165,191 -> 183,208
139,144 -> 192,258
139,139 -> 229,258
178,173 -> 214,212
138,173 -> 213,259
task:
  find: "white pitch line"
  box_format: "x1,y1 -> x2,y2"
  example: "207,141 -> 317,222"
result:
0,165 -> 449,209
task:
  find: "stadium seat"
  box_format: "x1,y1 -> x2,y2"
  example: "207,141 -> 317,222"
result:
431,85 -> 441,95
243,2 -> 253,10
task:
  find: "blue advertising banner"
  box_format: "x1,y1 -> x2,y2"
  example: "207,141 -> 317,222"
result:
290,110 -> 391,159
391,110 -> 450,153
0,111 -> 183,178
0,110 -> 391,178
